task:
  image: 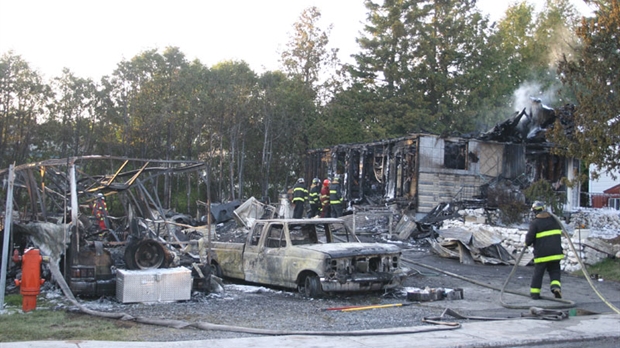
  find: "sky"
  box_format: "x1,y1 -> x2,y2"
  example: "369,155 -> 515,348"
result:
0,0 -> 594,81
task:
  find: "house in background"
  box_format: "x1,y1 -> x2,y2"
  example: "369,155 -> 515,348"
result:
306,101 -> 581,216
589,165 -> 620,209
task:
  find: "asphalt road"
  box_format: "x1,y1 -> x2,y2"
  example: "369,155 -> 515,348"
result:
399,247 -> 620,318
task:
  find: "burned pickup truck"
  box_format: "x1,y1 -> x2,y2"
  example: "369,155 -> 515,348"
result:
211,218 -> 408,297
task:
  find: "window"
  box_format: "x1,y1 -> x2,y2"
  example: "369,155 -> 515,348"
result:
609,198 -> 620,210
289,224 -> 318,245
266,225 -> 285,248
249,223 -> 265,246
444,141 -> 467,170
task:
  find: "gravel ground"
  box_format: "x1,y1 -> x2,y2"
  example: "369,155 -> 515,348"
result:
75,269 -> 434,341
59,244 -> 620,342
57,247 -> 458,342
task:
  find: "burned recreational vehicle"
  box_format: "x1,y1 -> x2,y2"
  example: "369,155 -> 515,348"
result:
306,102 -> 581,216
0,156 -> 222,298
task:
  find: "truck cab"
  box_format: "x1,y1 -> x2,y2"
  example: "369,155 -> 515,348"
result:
211,218 -> 407,297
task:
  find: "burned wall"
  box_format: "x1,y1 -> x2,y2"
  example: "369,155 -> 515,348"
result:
306,136 -> 419,207
416,136 -> 495,213
306,119 -> 579,214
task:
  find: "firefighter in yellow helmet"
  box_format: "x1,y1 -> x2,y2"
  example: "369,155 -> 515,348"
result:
329,176 -> 344,218
525,201 -> 564,299
292,177 -> 308,219
308,178 -> 321,218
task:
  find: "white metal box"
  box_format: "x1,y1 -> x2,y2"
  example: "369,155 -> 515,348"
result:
116,267 -> 192,303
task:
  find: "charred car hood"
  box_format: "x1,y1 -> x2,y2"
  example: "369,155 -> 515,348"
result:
296,243 -> 401,258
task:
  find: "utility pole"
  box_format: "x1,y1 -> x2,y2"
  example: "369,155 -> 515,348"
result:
0,164 -> 16,311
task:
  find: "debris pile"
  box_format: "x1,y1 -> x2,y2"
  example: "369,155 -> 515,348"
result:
439,208 -> 620,273
406,287 -> 463,302
568,208 -> 620,239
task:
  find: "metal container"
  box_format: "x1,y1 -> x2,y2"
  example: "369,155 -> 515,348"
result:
116,267 -> 192,303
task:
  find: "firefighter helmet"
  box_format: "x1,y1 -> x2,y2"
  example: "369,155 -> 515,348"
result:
531,201 -> 545,212
312,178 -> 320,184
323,179 -> 330,186
297,177 -> 305,184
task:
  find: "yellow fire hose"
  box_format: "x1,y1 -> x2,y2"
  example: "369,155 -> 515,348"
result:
402,213 -> 620,314
323,303 -> 414,312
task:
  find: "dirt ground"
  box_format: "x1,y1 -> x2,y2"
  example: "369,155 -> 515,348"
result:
63,244 -> 620,342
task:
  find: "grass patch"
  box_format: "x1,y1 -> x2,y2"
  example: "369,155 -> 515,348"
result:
0,309 -> 144,342
3,294 -> 23,307
572,258 -> 620,282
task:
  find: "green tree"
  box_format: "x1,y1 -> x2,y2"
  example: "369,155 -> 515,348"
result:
0,51 -> 51,167
207,60 -> 257,201
280,6 -> 340,98
489,1 -> 581,111
550,0 -> 620,177
278,6 -> 335,178
351,0 -> 494,136
47,69 -> 98,158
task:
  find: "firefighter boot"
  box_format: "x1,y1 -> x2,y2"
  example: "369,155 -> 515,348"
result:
552,288 -> 562,299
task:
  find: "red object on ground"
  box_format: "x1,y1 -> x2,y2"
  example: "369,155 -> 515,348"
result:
13,248 -> 45,312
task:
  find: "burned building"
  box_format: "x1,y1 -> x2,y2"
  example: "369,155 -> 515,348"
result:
306,100 -> 581,216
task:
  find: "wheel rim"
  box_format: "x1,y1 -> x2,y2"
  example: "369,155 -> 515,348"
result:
134,240 -> 165,269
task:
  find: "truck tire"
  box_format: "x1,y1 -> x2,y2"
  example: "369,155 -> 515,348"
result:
134,239 -> 166,269
123,239 -> 139,269
304,275 -> 323,298
211,262 -> 223,278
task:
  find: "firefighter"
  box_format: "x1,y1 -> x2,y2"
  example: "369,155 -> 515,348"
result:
525,201 -> 564,299
91,193 -> 109,230
292,178 -> 308,219
308,178 -> 321,218
329,176 -> 344,218
320,179 -> 330,218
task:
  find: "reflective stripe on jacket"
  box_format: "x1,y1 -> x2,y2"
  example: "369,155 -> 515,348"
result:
309,185 -> 320,205
525,212 -> 564,263
329,183 -> 343,205
292,182 -> 308,203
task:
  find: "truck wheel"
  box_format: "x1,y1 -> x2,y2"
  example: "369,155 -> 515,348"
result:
304,275 -> 323,298
123,239 -> 139,269
210,263 -> 223,278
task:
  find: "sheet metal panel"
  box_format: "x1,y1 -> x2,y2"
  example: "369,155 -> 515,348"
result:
116,267 -> 192,303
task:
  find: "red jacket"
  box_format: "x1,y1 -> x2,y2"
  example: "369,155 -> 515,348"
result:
320,185 -> 330,207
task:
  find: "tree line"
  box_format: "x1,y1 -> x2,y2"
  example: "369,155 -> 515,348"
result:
1,0 -> 617,208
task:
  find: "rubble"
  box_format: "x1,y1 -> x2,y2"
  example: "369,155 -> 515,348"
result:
437,208 -> 620,273
567,208 -> 620,239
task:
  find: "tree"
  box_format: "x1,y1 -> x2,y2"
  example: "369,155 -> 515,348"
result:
208,60 -> 257,201
550,0 -> 620,177
47,69 -> 98,158
351,0 -> 494,136
280,6 -> 340,97
0,51 -> 51,167
278,6 -> 336,178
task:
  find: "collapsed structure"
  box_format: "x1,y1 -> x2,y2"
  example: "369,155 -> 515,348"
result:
0,156 -> 217,299
305,100 -> 580,217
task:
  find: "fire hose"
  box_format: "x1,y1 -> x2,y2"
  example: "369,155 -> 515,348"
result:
46,260 -> 460,336
402,214 -> 620,314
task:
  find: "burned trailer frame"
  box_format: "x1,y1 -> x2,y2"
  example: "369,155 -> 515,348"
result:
0,156 -> 217,297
